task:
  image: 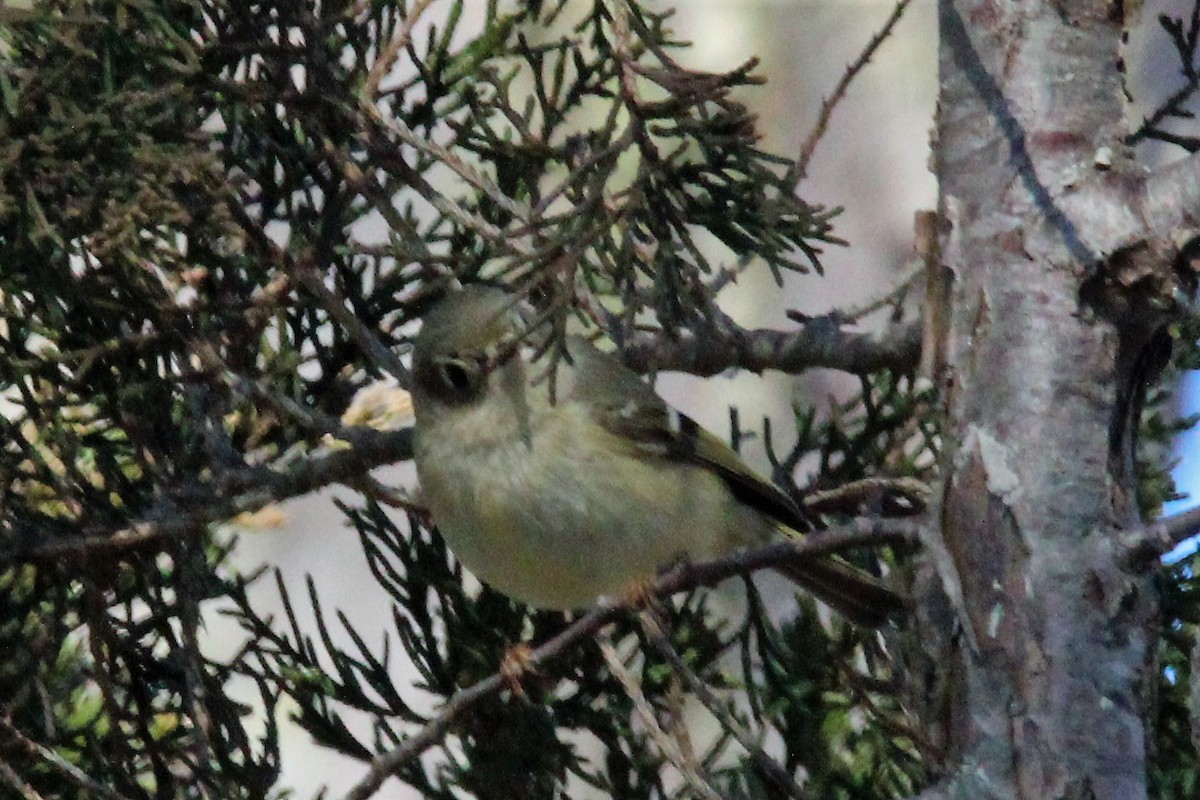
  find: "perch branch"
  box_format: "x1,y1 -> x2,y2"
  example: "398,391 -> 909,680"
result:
340,517 -> 920,800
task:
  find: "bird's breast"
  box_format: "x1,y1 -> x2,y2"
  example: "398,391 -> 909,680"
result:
413,401 -> 743,609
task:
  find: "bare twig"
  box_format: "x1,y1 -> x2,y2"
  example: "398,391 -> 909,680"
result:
827,257 -> 924,322
341,605 -> 614,800
0,716 -> 133,800
359,138 -> 518,248
339,517 -> 919,800
599,637 -> 729,800
351,474 -> 428,517
290,264 -> 413,389
621,317 -> 923,377
803,476 -> 931,516
793,0 -> 916,181
0,757 -> 41,800
638,608 -> 805,800
361,0 -> 438,100
365,111 -> 533,224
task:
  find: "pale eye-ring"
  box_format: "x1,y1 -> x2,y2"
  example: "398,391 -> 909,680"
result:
435,355 -> 484,395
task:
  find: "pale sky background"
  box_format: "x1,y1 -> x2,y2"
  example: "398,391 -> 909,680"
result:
203,0 -> 1200,794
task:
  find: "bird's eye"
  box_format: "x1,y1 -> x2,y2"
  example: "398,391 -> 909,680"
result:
436,356 -> 482,395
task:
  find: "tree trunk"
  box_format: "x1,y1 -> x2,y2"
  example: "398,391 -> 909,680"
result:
929,0 -> 1161,797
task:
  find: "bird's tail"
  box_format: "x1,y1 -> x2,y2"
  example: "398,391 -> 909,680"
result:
775,557 -> 906,628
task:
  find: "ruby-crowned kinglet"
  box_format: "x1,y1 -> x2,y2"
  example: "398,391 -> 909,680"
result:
411,286 -> 902,626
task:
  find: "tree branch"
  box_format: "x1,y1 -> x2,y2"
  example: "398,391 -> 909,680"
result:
1120,505 -> 1200,568
340,517 -> 920,800
620,317 -> 923,376
0,757 -> 40,800
0,428 -> 414,568
359,0 -> 437,100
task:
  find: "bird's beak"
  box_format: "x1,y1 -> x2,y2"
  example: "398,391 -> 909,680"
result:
497,355 -> 533,450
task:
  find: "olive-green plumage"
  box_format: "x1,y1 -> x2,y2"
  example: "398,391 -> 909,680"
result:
411,286 -> 902,626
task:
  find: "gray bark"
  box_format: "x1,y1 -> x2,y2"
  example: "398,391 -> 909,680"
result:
920,1 -> 1185,797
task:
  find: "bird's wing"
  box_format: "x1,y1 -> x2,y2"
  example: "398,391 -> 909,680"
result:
560,337 -> 905,628
560,337 -> 810,532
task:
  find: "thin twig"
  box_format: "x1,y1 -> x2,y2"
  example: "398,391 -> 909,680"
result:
827,257 -> 924,322
341,606 -> 615,800
599,637 -> 728,800
361,0 -> 438,100
638,608 -> 805,800
0,757 -> 41,800
312,142 -> 437,262
191,341 -> 347,436
225,198 -> 413,387
291,264 -> 413,389
835,660 -> 939,759
793,0 -> 916,182
0,716 -> 134,800
339,517 -> 919,800
803,476 -> 931,516
366,110 -> 533,223
358,138 -> 519,249
350,474 -> 428,517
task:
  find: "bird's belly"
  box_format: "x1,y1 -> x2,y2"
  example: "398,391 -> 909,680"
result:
415,411 -> 737,609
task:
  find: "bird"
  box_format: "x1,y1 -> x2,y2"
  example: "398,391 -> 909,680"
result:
410,285 -> 903,626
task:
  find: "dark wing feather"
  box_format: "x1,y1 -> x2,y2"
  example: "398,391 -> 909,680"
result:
561,337 -> 905,627
561,337 -> 807,529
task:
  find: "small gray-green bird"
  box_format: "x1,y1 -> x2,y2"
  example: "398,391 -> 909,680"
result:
411,286 -> 902,626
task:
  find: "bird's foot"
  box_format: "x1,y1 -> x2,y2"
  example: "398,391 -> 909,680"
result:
500,643 -> 535,697
616,575 -> 659,611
